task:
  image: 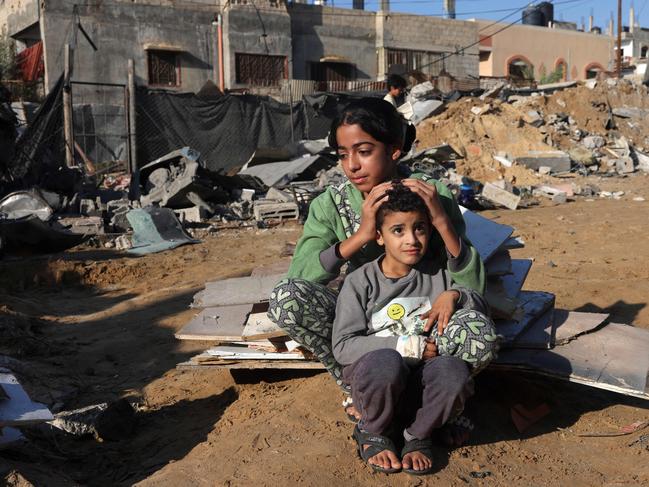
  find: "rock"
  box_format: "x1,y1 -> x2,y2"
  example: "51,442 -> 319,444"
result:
634,151 -> 649,172
615,158 -> 635,174
585,79 -> 597,89
538,166 -> 552,175
582,135 -> 606,150
481,183 -> 521,210
480,82 -> 505,101
515,151 -> 571,173
633,196 -> 646,201
569,146 -> 597,166
524,110 -> 544,127
556,98 -> 566,108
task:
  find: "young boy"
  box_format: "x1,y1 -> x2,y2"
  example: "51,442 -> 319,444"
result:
332,182 -> 499,475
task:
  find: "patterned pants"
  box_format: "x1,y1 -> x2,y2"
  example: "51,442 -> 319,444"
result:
268,278 -> 346,389
268,278 -> 500,389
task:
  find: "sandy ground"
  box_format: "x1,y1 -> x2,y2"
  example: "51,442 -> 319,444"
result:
1,175 -> 649,486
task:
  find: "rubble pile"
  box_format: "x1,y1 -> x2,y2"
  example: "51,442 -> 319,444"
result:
415,78 -> 649,209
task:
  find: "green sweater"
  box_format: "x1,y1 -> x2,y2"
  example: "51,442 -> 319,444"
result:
287,174 -> 486,294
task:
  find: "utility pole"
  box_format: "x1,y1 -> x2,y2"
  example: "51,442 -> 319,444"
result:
617,0 -> 622,78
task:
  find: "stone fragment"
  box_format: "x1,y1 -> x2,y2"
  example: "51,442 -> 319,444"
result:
515,151 -> 571,173
582,135 -> 606,150
481,183 -> 521,210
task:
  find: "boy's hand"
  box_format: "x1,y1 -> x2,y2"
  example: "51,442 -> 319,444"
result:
422,339 -> 438,361
421,290 -> 460,335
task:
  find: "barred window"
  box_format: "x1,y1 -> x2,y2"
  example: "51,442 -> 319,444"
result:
386,48 -> 442,76
148,50 -> 180,86
235,53 -> 287,85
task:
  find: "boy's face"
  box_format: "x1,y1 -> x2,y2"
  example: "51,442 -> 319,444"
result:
389,86 -> 403,98
377,210 -> 431,267
336,123 -> 400,195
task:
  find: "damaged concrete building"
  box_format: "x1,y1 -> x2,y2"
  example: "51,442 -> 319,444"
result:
1,0 -> 479,94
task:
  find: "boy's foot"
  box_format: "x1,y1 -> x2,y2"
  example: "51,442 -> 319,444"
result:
440,415 -> 474,447
353,425 -> 402,473
342,396 -> 361,423
401,437 -> 435,475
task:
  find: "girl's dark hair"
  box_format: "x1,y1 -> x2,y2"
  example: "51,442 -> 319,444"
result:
376,180 -> 429,230
328,97 -> 415,153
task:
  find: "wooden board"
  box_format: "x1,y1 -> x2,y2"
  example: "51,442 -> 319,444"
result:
204,346 -> 304,360
242,312 -> 288,341
493,323 -> 649,399
502,259 -> 533,298
174,304 -> 252,341
191,274 -> 283,308
495,291 -> 555,345
0,374 -> 54,427
485,249 -> 513,276
553,310 -> 609,345
250,260 -> 291,277
177,360 -> 325,370
460,207 -> 514,262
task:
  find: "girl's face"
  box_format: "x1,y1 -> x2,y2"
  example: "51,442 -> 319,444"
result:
335,123 -> 400,196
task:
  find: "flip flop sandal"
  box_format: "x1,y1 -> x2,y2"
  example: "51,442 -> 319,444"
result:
401,437 -> 435,476
352,425 -> 401,474
342,396 -> 359,424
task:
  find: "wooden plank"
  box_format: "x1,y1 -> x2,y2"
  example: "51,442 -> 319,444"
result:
204,346 -> 304,360
174,305 -> 252,341
0,374 -> 54,427
176,360 -> 325,370
242,312 -> 288,341
250,260 -> 291,277
460,207 -> 514,261
553,310 -> 609,345
495,291 -> 555,345
493,323 -> 649,399
502,259 -> 533,298
191,274 -> 282,308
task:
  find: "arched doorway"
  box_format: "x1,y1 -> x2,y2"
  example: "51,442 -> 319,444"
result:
584,62 -> 605,79
555,58 -> 568,81
641,45 -> 648,58
506,55 -> 534,81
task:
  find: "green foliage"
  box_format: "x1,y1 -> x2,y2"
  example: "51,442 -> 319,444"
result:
540,66 -> 565,84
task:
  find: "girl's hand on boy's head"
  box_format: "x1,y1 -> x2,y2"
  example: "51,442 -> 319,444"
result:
357,181 -> 392,242
401,179 -> 449,228
421,290 -> 460,336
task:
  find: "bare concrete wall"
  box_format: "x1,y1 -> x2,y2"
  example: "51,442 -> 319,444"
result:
0,0 -> 39,37
381,13 -> 479,78
40,0 -> 222,92
223,2 -> 292,88
289,5 -> 377,80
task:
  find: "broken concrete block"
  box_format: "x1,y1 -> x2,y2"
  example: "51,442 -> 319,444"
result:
265,187 -> 293,203
538,166 -> 552,175
582,135 -> 606,150
615,157 -> 635,174
569,146 -> 597,166
471,105 -> 490,116
493,155 -> 513,168
556,98 -> 566,108
79,199 -> 98,216
635,151 -> 649,172
174,206 -> 210,224
58,216 -> 105,235
533,185 -> 568,203
514,151 -> 571,173
481,183 -> 521,210
115,235 -> 132,250
253,201 -> 299,221
480,82 -> 505,101
585,79 -> 597,89
524,110 -> 544,127
241,189 -> 255,201
491,179 -> 513,192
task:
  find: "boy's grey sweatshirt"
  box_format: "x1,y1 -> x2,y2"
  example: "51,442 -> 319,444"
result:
332,256 -> 488,366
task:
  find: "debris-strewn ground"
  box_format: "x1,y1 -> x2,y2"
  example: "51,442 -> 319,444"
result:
1,174 -> 648,486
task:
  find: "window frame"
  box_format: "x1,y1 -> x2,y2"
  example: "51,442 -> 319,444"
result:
147,49 -> 181,88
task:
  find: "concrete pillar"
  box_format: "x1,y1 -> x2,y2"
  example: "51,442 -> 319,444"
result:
444,0 -> 456,19
609,13 -> 614,37
380,0 -> 389,13
630,5 -> 636,34
375,12 -> 386,80
589,15 -> 593,32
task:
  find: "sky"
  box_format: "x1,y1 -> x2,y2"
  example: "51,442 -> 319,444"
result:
323,1 -> 646,32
